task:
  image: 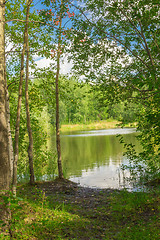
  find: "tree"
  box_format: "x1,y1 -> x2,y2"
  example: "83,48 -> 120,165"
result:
13,0 -> 34,194
55,0 -> 64,179
25,0 -> 35,185
0,0 -> 11,232
40,0 -> 76,178
5,0 -> 55,186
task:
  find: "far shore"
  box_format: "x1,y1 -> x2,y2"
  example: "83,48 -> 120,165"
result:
60,120 -> 137,132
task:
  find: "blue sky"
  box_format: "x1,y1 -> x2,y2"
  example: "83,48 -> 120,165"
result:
32,0 -> 44,11
30,0 -> 75,74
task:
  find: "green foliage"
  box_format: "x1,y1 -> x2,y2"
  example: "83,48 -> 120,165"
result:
119,134 -> 160,185
33,68 -> 138,130
7,74 -> 57,183
59,76 -> 93,124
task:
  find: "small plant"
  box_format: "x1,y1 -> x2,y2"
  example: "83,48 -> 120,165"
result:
0,191 -> 24,239
118,134 -> 160,188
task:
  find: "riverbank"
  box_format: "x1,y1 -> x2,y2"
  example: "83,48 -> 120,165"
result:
4,179 -> 159,239
60,120 -> 136,132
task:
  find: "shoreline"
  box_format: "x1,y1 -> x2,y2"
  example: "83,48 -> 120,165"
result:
60,120 -> 137,133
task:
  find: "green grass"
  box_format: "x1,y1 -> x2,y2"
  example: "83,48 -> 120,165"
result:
60,120 -> 136,132
0,184 -> 159,239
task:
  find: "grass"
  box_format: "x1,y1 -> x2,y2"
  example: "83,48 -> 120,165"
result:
0,180 -> 159,239
60,120 -> 137,132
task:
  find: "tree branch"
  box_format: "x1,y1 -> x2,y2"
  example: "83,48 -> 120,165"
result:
138,20 -> 155,68
117,7 -> 146,50
70,2 -> 151,70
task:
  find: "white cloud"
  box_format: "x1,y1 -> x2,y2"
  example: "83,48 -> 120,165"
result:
34,55 -> 73,75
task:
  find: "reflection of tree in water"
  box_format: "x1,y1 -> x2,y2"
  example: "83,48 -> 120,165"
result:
60,131 -> 141,178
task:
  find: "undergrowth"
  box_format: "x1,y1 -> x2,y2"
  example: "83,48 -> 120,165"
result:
0,184 -> 159,239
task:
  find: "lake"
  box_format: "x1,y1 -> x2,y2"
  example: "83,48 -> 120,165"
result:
52,128 -> 142,190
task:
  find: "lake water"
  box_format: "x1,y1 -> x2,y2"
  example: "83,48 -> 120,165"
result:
55,128 -> 142,190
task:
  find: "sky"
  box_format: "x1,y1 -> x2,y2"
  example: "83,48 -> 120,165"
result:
32,0 -> 44,11
31,0 -> 75,75
34,55 -> 73,74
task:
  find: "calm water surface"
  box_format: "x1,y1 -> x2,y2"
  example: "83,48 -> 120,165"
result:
55,128 -> 142,190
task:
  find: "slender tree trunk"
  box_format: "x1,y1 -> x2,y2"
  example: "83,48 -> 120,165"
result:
0,0 -> 10,191
12,1 -> 31,195
5,64 -> 14,182
0,0 -> 11,233
25,13 -> 35,185
55,0 -> 63,179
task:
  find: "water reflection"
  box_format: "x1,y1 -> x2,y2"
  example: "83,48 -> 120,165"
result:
63,128 -> 136,137
54,128 -> 142,189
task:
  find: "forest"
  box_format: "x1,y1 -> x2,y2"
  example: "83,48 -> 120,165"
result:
0,0 -> 159,239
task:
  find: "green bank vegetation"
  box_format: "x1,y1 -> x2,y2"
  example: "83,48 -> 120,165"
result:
60,120 -> 120,132
60,120 -> 137,133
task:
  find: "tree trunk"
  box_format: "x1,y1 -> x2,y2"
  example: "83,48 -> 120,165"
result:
5,65 -> 14,182
25,13 -> 35,185
12,1 -> 31,195
0,0 -> 11,234
55,0 -> 63,179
